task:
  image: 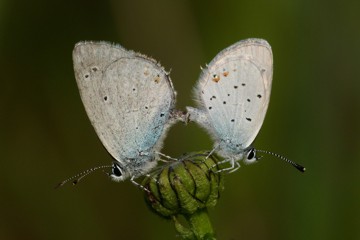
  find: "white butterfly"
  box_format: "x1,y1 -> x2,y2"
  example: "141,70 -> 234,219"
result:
72,41 -> 179,183
187,39 -> 304,173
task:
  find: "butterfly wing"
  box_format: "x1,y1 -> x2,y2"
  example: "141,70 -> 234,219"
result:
190,39 -> 273,150
73,42 -> 176,164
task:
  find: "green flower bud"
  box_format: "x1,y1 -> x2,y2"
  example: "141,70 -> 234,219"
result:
143,152 -> 224,217
143,152 -> 224,239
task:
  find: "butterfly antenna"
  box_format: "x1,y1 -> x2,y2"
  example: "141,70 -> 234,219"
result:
55,165 -> 112,189
255,149 -> 306,173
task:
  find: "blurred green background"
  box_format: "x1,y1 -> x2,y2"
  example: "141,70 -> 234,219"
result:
1,0 -> 359,239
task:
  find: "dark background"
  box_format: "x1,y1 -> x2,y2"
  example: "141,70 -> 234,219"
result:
1,0 -> 359,239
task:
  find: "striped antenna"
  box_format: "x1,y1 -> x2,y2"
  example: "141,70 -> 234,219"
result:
55,165 -> 112,189
255,149 -> 306,173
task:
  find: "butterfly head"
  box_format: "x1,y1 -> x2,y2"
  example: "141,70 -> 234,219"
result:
110,162 -> 129,181
243,147 -> 261,164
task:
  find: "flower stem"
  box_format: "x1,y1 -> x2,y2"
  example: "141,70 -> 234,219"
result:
184,208 -> 215,240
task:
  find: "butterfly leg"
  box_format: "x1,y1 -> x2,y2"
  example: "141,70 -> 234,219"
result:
206,143 -> 220,160
130,176 -> 150,193
209,157 -> 236,173
214,158 -> 236,173
155,151 -> 178,162
144,173 -> 160,185
228,161 -> 241,173
210,158 -> 229,169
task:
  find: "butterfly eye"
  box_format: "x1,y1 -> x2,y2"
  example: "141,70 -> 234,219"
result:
112,163 -> 123,177
247,148 -> 256,160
